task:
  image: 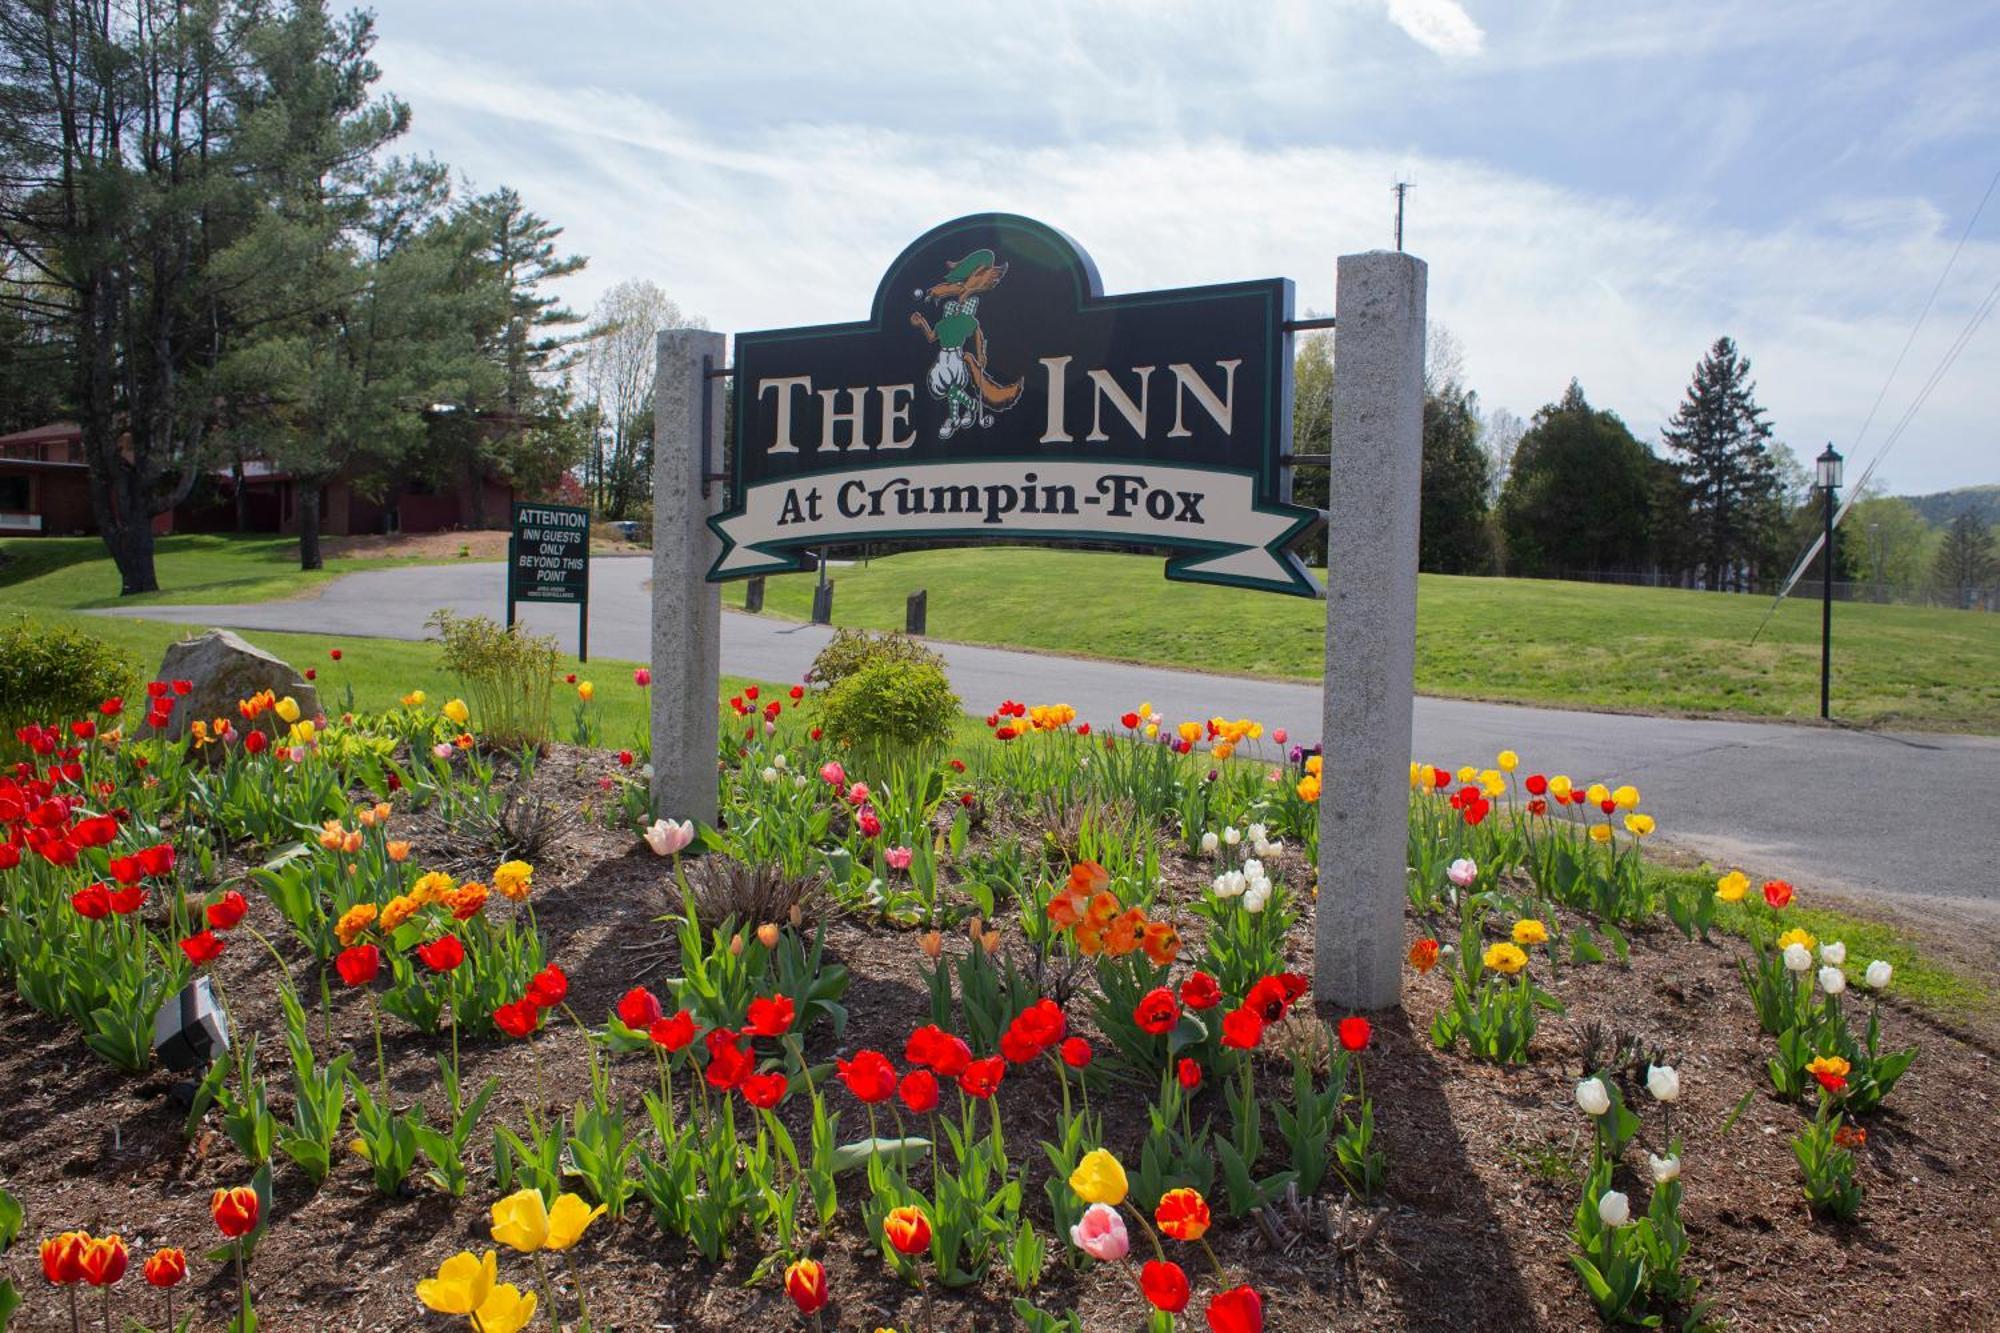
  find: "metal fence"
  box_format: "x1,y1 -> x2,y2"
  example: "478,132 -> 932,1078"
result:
1545,568 -> 1997,611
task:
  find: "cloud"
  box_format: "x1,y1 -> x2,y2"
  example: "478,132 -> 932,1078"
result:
373,33 -> 2000,494
1382,0 -> 1485,57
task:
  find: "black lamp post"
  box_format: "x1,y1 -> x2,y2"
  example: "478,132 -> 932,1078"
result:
1816,444 -> 1843,720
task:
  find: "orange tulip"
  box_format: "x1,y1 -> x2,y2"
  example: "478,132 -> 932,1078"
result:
883,1206 -> 932,1257
212,1186 -> 259,1238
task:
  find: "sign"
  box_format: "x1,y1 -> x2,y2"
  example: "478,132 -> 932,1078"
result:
508,501 -> 591,659
708,214 -> 1321,597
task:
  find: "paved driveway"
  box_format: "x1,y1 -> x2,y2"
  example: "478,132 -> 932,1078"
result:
99,556 -> 2000,909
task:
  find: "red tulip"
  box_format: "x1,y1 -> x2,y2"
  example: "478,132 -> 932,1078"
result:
837,1049 -> 898,1103
1134,987 -> 1180,1036
784,1257 -> 827,1314
746,993 -> 796,1038
143,1247 -> 186,1288
79,1234 -> 127,1286
1525,773 -> 1548,795
898,1068 -> 940,1114
244,731 -> 268,755
525,964 -> 568,1008
137,843 -> 175,877
70,882 -> 112,919
1140,1259 -> 1190,1313
1176,1057 -> 1202,1091
1338,1016 -> 1372,1052
1763,879 -> 1794,910
617,986 -> 664,1030
1221,1006 -> 1265,1051
211,1186 -> 260,1238
705,1038 -> 754,1090
416,936 -> 466,972
1206,1285 -> 1264,1333
958,1055 -> 1006,1099
1245,972 -> 1308,1023
649,1009 -> 696,1052
108,883 -> 146,914
883,1206 -> 932,1256
1179,971 -> 1223,1011
41,1231 -> 89,1284
335,944 -> 380,987
99,697 -> 123,716
1059,1036 -> 1093,1068
179,930 -> 225,965
741,1071 -> 789,1108
206,890 -> 248,930
493,998 -> 541,1038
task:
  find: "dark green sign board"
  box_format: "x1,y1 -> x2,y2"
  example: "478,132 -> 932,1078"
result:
508,501 -> 590,659
708,213 -> 1320,597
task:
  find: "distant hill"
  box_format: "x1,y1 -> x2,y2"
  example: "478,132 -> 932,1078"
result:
1901,484 -> 2000,528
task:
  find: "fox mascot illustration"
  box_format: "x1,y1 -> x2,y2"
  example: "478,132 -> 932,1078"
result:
909,248 -> 1023,439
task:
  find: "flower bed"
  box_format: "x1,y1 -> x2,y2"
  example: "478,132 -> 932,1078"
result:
0,674 -> 1993,1330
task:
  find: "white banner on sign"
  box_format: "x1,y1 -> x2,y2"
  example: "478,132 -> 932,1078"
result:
710,460 -> 1318,595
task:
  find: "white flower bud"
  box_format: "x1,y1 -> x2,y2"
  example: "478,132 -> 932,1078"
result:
760,767 -> 778,783
1784,942 -> 1813,972
1597,1191 -> 1630,1227
1575,1077 -> 1611,1117
1820,940 -> 1846,966
1241,858 -> 1265,882
1645,1064 -> 1680,1103
1199,831 -> 1219,854
1246,823 -> 1268,843
1865,960 -> 1893,990
1818,965 -> 1847,995
1223,827 -> 1241,846
1648,1153 -> 1681,1184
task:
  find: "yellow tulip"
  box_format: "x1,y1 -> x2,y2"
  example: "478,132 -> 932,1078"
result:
1715,870 -> 1749,903
274,696 -> 300,724
416,1250 -> 497,1316
1068,1148 -> 1128,1206
1512,919 -> 1549,946
1408,761 -> 1423,788
1548,774 -> 1573,799
544,1193 -> 605,1251
1456,765 -> 1477,785
1479,769 -> 1505,797
474,1283 -> 538,1333
1612,784 -> 1640,810
1588,824 -> 1613,843
443,698 -> 470,726
489,1188 -> 551,1252
402,690 -> 426,708
1483,941 -> 1528,974
1585,783 -> 1610,807
577,681 -> 595,702
1777,927 -> 1817,953
290,720 -> 316,744
1497,749 -> 1519,773
493,861 -> 534,901
1623,813 -> 1655,837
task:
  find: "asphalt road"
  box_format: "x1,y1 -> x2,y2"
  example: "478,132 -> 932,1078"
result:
99,556 -> 2000,910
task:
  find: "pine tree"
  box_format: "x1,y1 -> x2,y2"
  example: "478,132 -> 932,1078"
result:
1931,511 -> 1996,606
1419,382 -> 1492,574
1498,381 -> 1658,576
1660,337 -> 1782,588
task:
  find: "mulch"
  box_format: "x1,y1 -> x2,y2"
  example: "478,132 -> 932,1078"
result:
2,744 -> 1994,1331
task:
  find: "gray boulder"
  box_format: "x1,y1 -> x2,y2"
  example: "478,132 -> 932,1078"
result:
156,630 -> 321,741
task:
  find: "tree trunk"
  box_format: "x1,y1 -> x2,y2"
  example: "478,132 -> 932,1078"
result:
299,484 -> 324,571
232,450 -> 248,532
109,515 -> 161,596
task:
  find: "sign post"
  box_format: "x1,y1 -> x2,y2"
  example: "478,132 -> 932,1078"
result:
1315,251 -> 1427,1011
650,328 -> 726,827
507,501 -> 591,661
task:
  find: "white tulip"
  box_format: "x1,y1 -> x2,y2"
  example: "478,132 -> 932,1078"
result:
1648,1153 -> 1681,1184
1247,822 -> 1268,843
1865,960 -> 1893,990
773,753 -> 787,770
1821,940 -> 1846,966
1243,883 -> 1270,914
1575,1077 -> 1611,1117
1199,831 -> 1219,854
1646,1064 -> 1680,1103
1212,870 -> 1247,899
1242,858 -> 1265,882
1597,1191 -> 1630,1227
1783,942 -> 1813,973
793,775 -> 808,789
760,766 -> 778,783
1223,827 -> 1242,846
1819,965 -> 1847,995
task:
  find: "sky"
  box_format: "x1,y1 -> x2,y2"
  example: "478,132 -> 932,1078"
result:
368,0 -> 2000,495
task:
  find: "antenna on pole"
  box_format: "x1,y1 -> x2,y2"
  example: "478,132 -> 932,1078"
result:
1392,181 -> 1414,251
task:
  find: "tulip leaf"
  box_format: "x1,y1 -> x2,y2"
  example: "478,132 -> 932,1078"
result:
830,1135 -> 930,1174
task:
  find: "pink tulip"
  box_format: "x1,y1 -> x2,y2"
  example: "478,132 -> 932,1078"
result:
819,761 -> 846,787
644,818 -> 696,857
1069,1203 -> 1129,1262
847,782 -> 870,805
885,846 -> 913,871
633,668 -> 653,687
1273,728 -> 1288,745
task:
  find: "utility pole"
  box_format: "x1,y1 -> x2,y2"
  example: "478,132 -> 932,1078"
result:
1392,181 -> 1413,251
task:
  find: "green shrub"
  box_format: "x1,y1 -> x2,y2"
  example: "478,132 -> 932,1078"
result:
815,656 -> 959,764
808,628 -> 945,689
425,610 -> 560,751
0,616 -> 135,743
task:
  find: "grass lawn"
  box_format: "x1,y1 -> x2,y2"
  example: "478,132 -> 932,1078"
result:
741,546 -> 2000,733
0,533 -> 444,609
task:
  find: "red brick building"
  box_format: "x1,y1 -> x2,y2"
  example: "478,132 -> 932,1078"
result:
0,422 -> 513,538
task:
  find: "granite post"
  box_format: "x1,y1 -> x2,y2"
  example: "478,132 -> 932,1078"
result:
1316,251 -> 1427,1010
650,328 -> 726,827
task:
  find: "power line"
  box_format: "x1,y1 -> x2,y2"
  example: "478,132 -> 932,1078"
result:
1749,167 -> 2000,643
